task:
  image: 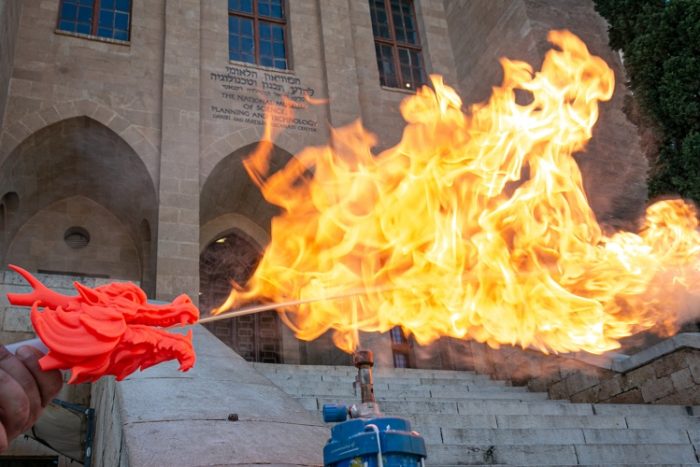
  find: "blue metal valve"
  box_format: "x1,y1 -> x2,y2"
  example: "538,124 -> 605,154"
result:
322,404 -> 348,423
322,410 -> 426,467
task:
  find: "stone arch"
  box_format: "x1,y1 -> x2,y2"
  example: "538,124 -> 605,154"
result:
0,99 -> 159,185
199,142 -> 300,363
200,213 -> 270,254
0,116 -> 158,290
200,127 -> 304,186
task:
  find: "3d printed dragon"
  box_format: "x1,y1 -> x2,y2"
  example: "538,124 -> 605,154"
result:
6,265 -> 199,383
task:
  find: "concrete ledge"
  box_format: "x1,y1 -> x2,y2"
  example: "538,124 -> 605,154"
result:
611,333 -> 700,373
91,326 -> 327,466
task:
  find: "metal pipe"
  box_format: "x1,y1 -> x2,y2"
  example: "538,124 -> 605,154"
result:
353,349 -> 375,404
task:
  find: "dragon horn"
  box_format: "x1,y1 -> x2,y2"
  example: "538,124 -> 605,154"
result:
6,264 -> 74,308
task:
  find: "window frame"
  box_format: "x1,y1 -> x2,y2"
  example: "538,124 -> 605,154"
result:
55,0 -> 132,44
228,0 -> 290,70
389,326 -> 414,368
371,0 -> 424,90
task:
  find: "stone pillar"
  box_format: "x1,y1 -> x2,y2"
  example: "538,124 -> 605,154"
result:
156,1 -> 201,301
0,0 -> 22,129
317,0 -> 363,128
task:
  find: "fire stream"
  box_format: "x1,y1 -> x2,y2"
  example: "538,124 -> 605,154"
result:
213,30 -> 700,355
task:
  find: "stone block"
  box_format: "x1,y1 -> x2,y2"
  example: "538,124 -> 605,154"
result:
671,367 -> 695,391
2,306 -> 32,332
622,364 -> 656,391
640,375 -> 675,402
570,384 -> 601,403
653,349 -> 691,377
602,388 -> 644,404
597,375 -> 623,401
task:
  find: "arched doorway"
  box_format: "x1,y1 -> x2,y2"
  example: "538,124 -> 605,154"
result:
199,230 -> 282,363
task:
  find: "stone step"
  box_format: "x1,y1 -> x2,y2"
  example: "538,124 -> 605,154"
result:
261,372 -> 499,386
265,375 -> 508,392
425,443 -> 699,465
438,427 -> 693,446
282,386 -> 529,399
253,363 -> 484,380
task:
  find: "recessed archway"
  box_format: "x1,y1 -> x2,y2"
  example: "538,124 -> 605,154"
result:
0,117 -> 158,289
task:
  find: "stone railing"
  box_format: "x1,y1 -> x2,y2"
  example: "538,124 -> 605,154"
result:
91,326 -> 328,466
466,333 -> 700,405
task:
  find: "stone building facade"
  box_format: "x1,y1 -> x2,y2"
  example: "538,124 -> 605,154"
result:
0,0 -> 645,367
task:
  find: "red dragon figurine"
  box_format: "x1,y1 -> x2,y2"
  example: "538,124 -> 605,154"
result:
6,265 -> 199,384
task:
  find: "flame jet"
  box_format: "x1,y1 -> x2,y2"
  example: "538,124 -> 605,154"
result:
214,30 -> 700,355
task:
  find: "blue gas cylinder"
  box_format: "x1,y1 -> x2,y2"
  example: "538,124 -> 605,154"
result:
322,408 -> 426,467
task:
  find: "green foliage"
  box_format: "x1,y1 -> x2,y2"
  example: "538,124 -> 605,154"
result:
594,0 -> 700,204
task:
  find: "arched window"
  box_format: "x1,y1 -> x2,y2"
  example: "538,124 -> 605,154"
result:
200,231 -> 282,363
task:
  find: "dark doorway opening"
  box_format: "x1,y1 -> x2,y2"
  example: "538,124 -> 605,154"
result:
199,230 -> 282,363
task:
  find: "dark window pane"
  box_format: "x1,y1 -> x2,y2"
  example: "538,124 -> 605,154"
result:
78,0 -> 92,5
229,15 -> 255,63
369,0 -> 390,39
270,0 -> 283,19
116,0 -> 130,11
272,24 -> 284,41
259,22 -> 271,39
242,37 -> 254,54
58,20 -> 75,32
272,42 -> 284,58
115,12 -> 128,30
114,29 -> 128,41
102,0 -> 115,9
260,40 -> 271,57
60,2 -> 77,20
258,0 -> 270,17
97,27 -> 112,37
77,22 -> 91,34
260,55 -> 273,67
229,0 -> 253,13
78,6 -> 92,22
393,352 -> 408,368
273,58 -> 286,69
375,43 -> 397,87
99,11 -> 114,28
241,18 -> 253,36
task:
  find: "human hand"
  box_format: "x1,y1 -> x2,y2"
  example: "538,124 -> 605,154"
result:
0,345 -> 62,452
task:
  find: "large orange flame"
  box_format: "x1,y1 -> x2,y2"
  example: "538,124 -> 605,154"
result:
213,30 -> 700,355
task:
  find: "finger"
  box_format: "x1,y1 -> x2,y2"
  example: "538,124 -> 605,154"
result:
0,368 -> 31,441
0,421 -> 7,453
0,347 -> 41,430
15,346 -> 62,407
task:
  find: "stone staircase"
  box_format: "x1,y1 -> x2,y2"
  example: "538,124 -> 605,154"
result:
253,362 -> 700,466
